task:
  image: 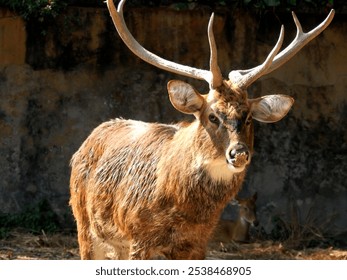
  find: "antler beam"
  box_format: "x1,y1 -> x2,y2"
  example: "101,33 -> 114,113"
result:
107,0 -> 223,88
229,9 -> 335,89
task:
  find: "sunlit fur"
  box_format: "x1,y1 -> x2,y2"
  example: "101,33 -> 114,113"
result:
70,0 -> 330,259
69,81 -> 259,260
69,75 -> 295,259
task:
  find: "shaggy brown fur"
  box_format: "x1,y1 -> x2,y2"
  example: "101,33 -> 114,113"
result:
69,0 -> 327,260
70,79 -> 292,259
70,106 -> 250,259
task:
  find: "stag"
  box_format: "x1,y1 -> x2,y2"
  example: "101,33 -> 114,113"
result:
69,0 -> 334,259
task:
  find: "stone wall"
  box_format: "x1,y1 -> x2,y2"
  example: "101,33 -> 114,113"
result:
0,5 -> 346,236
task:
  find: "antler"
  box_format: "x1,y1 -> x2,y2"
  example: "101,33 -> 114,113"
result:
208,13 -> 223,88
107,0 -> 223,88
229,9 -> 335,89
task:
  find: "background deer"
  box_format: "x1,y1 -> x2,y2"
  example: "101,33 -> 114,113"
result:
212,192 -> 258,244
69,0 -> 334,259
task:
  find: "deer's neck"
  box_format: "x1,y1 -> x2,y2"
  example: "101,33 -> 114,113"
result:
159,122 -> 247,207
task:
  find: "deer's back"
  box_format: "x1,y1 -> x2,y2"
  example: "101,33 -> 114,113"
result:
70,119 -> 178,230
70,118 -> 177,188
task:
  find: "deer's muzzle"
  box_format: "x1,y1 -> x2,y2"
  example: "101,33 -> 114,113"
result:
226,143 -> 251,171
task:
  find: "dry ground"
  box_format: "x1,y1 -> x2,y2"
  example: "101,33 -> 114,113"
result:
0,229 -> 346,260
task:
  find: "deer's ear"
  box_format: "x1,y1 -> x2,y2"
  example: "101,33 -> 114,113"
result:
249,95 -> 294,123
167,80 -> 205,115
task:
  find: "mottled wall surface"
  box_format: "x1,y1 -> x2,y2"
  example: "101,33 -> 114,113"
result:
0,6 -> 346,235
0,9 -> 26,64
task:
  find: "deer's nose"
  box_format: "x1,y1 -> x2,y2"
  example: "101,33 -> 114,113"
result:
228,143 -> 250,163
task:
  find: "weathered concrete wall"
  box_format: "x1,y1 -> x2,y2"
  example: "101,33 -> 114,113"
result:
0,6 -> 346,236
0,9 -> 26,64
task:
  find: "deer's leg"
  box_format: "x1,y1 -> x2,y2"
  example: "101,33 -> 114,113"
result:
91,236 -> 108,259
189,248 -> 207,260
108,238 -> 131,259
169,242 -> 206,260
129,243 -> 150,260
76,224 -> 93,260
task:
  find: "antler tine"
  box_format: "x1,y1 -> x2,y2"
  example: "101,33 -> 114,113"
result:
268,9 -> 335,73
208,13 -> 223,89
229,25 -> 285,89
229,9 -> 335,89
107,0 -> 212,83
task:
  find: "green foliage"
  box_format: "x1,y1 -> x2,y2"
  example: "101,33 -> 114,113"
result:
117,0 -> 336,14
233,0 -> 333,9
0,0 -> 67,21
0,200 -> 60,238
0,0 -> 336,18
126,0 -> 334,8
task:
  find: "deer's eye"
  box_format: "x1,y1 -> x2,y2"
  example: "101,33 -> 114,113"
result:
209,114 -> 220,125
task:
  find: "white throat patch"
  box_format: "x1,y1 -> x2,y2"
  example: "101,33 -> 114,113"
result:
202,157 -> 245,182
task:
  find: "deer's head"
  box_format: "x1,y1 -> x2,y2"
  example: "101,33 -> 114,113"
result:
107,0 -> 334,177
233,192 -> 259,227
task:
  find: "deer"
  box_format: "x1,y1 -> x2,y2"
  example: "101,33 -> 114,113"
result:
69,0 -> 334,259
211,192 -> 258,244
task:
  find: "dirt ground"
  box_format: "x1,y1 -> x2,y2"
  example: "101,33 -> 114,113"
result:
0,229 -> 346,260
